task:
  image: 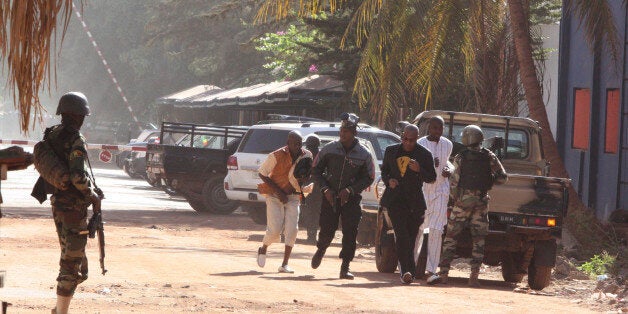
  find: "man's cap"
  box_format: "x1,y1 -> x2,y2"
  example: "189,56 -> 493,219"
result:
340,112 -> 360,129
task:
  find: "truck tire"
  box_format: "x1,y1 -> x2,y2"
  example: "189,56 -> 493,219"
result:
375,209 -> 397,273
528,264 -> 552,290
145,172 -> 160,187
501,252 -> 525,283
163,179 -> 178,196
202,177 -> 239,215
188,199 -> 210,212
245,204 -> 267,225
414,232 -> 428,279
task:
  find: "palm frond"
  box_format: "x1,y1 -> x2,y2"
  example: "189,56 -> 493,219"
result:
0,0 -> 75,132
564,0 -> 622,68
255,0 -> 343,23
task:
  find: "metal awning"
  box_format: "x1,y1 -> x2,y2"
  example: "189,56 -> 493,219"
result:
156,75 -> 346,109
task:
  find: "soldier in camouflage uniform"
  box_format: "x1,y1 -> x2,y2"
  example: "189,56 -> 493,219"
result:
48,92 -> 101,314
429,125 -> 507,287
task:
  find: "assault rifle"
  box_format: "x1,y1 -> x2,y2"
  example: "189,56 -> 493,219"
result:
87,209 -> 107,275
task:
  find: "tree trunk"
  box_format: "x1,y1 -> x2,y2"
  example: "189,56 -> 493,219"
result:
507,0 -> 570,180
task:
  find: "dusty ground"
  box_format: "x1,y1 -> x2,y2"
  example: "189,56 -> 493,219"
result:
0,166 -> 624,313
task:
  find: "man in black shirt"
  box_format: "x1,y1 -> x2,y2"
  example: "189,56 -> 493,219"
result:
380,124 -> 436,284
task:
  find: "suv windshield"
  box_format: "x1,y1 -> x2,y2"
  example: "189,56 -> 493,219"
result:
239,129 -> 291,154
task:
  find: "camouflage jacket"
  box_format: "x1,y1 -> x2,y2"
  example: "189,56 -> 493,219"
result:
450,146 -> 507,207
47,124 -> 94,208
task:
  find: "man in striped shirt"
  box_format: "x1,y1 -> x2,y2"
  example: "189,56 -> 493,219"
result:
416,116 -> 453,284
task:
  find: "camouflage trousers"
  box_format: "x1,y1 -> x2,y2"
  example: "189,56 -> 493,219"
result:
52,204 -> 89,297
438,200 -> 489,273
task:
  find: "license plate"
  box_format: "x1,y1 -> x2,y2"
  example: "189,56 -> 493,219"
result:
251,171 -> 260,179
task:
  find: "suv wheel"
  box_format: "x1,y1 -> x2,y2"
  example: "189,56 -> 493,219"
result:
375,209 -> 398,273
245,204 -> 267,225
356,212 -> 377,245
203,177 -> 239,215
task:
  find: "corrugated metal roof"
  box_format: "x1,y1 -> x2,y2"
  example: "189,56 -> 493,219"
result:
157,75 -> 346,108
156,85 -> 223,104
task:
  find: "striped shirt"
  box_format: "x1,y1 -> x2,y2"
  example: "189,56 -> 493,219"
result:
418,136 -> 453,196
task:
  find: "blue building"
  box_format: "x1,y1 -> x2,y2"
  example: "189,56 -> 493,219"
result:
556,0 -> 627,221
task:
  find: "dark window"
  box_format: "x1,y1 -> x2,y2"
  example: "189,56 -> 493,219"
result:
443,124 -> 529,159
373,135 -> 401,160
572,88 -> 591,150
605,89 -> 620,154
238,129 -> 291,154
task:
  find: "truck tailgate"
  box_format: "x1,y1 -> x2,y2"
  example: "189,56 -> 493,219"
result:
490,174 -> 570,216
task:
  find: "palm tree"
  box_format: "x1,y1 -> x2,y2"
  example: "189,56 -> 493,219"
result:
507,0 -> 621,180
256,0 -> 622,181
0,0 -> 75,132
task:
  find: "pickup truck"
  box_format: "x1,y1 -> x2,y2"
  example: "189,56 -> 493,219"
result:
374,110 -> 570,290
146,122 -> 249,214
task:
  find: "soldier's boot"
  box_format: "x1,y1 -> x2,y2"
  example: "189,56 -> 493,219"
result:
468,269 -> 481,288
53,295 -> 72,314
339,260 -> 354,280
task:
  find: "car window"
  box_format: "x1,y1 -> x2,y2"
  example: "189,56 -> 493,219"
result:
444,124 -> 529,159
239,129 -> 291,154
373,135 -> 400,160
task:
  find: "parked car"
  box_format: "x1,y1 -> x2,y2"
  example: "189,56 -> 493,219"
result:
375,110 -> 570,291
122,136 -> 159,180
223,121 -> 399,225
116,129 -> 161,169
146,122 -> 249,214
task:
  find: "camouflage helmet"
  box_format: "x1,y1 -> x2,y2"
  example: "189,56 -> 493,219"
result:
56,92 -> 90,116
461,125 -> 484,146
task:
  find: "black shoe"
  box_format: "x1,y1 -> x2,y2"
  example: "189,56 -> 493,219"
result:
339,268 -> 354,280
340,260 -> 354,280
311,249 -> 325,269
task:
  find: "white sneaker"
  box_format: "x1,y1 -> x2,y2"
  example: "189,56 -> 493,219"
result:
257,247 -> 266,268
427,273 -> 445,285
278,265 -> 294,273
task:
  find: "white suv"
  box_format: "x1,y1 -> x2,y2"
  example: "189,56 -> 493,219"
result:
223,122 -> 399,223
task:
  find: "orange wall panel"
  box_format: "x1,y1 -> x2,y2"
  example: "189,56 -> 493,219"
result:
572,89 -> 591,150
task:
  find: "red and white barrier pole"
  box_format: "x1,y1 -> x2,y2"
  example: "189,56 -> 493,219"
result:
71,2 -> 142,128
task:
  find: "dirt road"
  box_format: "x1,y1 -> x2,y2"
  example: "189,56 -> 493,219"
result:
0,167 -> 602,313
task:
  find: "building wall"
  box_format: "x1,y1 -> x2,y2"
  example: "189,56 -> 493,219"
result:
540,23 -> 561,138
557,0 -> 627,221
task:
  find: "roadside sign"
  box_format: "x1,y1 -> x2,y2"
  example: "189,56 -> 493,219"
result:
99,150 -> 112,163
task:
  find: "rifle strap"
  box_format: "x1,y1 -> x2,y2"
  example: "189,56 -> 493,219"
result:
85,150 -> 100,192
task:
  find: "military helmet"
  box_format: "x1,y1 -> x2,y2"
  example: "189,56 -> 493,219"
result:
461,125 -> 484,146
56,92 -> 90,116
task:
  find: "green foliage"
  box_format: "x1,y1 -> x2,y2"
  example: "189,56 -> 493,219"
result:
530,0 -> 562,25
577,251 -> 616,276
255,24 -> 319,80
